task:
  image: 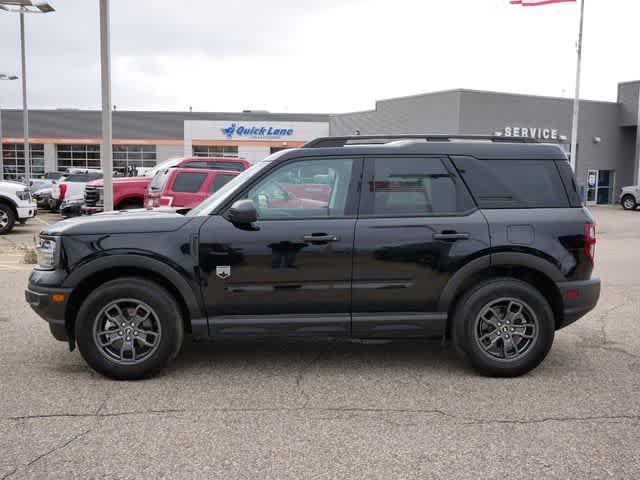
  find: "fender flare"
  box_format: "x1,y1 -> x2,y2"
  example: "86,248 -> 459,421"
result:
63,254 -> 205,328
0,195 -> 18,211
437,252 -> 564,312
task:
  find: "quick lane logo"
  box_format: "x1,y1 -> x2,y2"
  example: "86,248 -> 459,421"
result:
220,123 -> 294,139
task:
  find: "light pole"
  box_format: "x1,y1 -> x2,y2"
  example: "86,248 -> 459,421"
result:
0,1 -> 55,184
0,74 -> 19,181
99,0 -> 113,212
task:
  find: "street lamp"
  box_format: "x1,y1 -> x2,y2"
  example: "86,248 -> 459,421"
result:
0,1 -> 55,184
0,74 -> 19,181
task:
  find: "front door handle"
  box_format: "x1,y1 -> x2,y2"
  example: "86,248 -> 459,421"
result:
433,232 -> 470,241
303,233 -> 338,243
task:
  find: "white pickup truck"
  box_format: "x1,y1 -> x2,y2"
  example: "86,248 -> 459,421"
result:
0,179 -> 36,234
51,171 -> 103,216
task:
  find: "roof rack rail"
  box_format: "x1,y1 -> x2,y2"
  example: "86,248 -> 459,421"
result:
303,134 -> 538,148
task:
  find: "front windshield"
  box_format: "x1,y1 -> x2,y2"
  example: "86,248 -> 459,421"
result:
187,161 -> 270,217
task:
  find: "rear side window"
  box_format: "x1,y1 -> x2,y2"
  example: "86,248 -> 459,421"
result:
172,172 -> 207,193
210,174 -> 236,193
451,157 -> 569,209
365,157 -> 474,216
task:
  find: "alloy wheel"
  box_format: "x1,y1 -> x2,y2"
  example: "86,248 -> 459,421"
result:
93,299 -> 162,365
0,211 -> 8,229
474,298 -> 539,361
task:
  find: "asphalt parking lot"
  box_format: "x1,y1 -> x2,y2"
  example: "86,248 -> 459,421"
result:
1,207 -> 639,479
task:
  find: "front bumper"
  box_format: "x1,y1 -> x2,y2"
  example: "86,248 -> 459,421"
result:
81,205 -> 104,215
17,204 -> 37,220
25,283 -> 73,342
556,277 -> 601,329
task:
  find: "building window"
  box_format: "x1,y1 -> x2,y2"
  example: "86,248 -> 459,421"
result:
56,144 -> 101,171
1,143 -> 44,180
56,144 -> 156,175
113,145 -> 156,175
192,145 -> 238,158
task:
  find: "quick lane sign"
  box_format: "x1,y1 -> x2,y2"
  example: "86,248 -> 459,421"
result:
221,123 -> 294,140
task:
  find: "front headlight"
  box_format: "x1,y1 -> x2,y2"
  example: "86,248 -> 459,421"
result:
16,190 -> 31,201
36,236 -> 58,270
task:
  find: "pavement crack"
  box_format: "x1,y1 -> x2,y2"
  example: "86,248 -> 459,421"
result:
4,428 -> 92,479
295,348 -> 326,407
7,408 -> 186,421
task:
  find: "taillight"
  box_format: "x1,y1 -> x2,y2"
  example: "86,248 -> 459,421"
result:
584,223 -> 596,262
159,196 -> 173,207
59,183 -> 67,200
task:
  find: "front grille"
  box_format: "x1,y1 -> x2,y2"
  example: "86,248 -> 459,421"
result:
84,185 -> 103,206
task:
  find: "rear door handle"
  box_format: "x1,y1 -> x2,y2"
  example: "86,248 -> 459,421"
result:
303,234 -> 338,243
433,232 -> 470,241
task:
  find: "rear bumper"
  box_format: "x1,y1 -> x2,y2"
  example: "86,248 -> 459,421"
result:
25,284 -> 72,342
556,278 -> 601,330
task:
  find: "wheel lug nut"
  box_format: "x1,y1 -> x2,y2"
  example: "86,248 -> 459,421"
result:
126,337 -> 130,341
118,331 -> 123,335
511,328 -> 515,332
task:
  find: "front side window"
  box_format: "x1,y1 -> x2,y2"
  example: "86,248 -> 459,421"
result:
246,158 -> 354,219
172,172 -> 207,193
366,157 -> 473,216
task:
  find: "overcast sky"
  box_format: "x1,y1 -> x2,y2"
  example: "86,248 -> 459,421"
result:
0,0 -> 638,114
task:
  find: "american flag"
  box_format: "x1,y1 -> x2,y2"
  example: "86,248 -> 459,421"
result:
510,0 -> 576,5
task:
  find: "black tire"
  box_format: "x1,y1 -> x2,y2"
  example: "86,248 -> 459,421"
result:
452,278 -> 555,377
0,204 -> 16,235
75,277 -> 184,380
621,195 -> 637,211
116,199 -> 143,210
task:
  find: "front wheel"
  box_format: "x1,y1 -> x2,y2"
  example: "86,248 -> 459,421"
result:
453,278 -> 555,377
0,205 -> 16,235
621,195 -> 637,211
75,278 -> 184,380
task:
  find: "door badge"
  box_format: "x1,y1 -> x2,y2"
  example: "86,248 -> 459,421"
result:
216,265 -> 231,279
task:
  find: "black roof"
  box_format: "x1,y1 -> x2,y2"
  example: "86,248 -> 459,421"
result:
286,136 -> 568,161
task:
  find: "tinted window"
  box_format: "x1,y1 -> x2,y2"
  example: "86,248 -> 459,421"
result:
247,158 -> 354,219
149,169 -> 171,191
210,174 -> 236,192
65,174 -> 91,182
45,172 -> 64,180
368,157 -> 473,215
172,172 -> 207,193
451,157 -> 569,208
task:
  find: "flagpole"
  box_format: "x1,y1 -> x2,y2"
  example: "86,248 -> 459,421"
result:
569,0 -> 585,172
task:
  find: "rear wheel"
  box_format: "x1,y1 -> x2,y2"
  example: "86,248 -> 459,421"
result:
75,277 -> 184,380
622,195 -> 637,211
453,278 -> 555,377
0,204 -> 16,235
116,199 -> 144,210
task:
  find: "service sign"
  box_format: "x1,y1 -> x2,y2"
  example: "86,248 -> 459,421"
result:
503,126 -> 562,141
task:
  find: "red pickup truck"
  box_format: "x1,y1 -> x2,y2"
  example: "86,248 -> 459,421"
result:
82,157 -> 249,214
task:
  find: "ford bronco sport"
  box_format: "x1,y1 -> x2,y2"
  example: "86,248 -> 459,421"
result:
26,135 -> 600,379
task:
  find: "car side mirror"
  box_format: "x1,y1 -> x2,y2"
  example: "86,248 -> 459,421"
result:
226,199 -> 258,225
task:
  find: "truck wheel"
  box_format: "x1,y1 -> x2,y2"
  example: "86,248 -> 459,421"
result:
116,199 -> 143,210
75,277 -> 184,380
0,204 -> 16,235
452,278 -> 555,377
621,195 -> 637,211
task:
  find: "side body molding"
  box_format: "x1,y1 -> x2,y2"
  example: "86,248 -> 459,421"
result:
63,254 -> 206,335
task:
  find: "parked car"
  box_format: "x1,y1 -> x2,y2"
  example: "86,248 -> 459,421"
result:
145,167 -> 239,209
51,171 -> 103,215
620,186 -> 640,210
29,171 -> 68,193
26,135 -> 600,380
33,187 -> 54,209
0,179 -> 36,234
83,157 -> 250,214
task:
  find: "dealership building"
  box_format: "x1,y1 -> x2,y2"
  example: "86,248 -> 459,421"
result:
1,80 -> 638,205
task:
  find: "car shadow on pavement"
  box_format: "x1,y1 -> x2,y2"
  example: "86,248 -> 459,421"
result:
168,336 -> 470,377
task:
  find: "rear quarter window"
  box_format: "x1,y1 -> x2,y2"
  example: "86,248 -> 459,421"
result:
451,157 -> 569,208
172,172 -> 208,193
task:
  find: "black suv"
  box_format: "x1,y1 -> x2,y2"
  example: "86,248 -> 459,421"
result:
26,135 -> 600,379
